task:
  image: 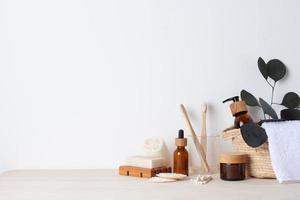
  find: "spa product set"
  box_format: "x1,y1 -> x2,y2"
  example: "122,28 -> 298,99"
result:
120,57 -> 300,184
119,102 -> 250,183
119,103 -> 213,183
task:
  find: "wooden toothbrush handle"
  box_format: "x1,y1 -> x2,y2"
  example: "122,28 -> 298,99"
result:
200,108 -> 208,172
201,110 -> 207,155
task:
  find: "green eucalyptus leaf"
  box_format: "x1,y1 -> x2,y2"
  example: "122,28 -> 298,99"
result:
266,59 -> 286,82
281,92 -> 300,109
259,98 -> 278,119
241,90 -> 260,106
258,57 -> 268,80
240,123 -> 268,148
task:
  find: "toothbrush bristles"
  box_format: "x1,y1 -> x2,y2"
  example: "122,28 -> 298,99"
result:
201,103 -> 207,112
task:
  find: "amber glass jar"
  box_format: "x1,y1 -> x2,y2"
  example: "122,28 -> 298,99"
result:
220,152 -> 248,181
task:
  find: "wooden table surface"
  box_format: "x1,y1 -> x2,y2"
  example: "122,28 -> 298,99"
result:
0,170 -> 299,200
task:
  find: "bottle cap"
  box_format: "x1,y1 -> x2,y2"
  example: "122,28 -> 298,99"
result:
220,152 -> 248,164
175,129 -> 187,147
223,96 -> 248,116
229,101 -> 247,116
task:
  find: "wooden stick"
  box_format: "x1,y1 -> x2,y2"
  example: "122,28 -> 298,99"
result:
200,104 -> 207,153
180,104 -> 209,172
200,104 -> 208,172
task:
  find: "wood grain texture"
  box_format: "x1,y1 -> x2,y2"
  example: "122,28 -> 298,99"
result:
0,170 -> 297,200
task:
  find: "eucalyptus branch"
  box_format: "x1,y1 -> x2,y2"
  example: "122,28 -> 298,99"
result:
241,57 -> 300,121
270,82 -> 276,106
265,79 -> 274,88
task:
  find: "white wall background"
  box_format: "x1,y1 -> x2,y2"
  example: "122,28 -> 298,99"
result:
0,0 -> 299,171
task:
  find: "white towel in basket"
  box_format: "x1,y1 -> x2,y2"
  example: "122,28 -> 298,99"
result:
262,121 -> 300,183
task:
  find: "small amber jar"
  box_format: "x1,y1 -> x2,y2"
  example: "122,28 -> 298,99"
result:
220,152 -> 248,181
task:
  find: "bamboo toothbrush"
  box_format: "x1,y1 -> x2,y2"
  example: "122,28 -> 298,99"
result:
180,104 -> 209,172
200,103 -> 208,172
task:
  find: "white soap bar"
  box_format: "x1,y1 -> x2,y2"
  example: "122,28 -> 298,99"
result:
125,156 -> 166,168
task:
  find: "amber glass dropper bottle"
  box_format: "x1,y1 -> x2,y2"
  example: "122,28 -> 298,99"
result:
173,129 -> 189,176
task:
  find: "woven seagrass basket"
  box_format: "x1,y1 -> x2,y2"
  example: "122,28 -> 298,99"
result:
223,128 -> 276,179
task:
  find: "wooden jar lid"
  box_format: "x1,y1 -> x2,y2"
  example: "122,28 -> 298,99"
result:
175,138 -> 187,147
220,152 -> 248,164
230,101 -> 247,116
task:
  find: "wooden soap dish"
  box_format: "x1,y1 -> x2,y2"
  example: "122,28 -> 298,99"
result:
119,166 -> 171,178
